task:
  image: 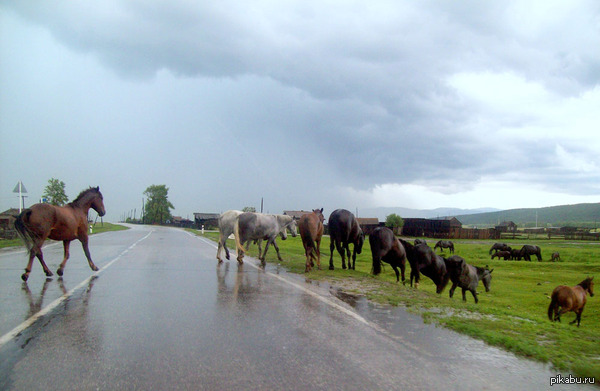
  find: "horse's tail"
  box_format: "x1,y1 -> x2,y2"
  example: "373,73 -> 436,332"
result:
233,219 -> 245,255
14,210 -> 36,253
548,296 -> 557,321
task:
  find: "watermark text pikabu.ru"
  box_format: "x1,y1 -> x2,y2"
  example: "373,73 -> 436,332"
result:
550,374 -> 595,386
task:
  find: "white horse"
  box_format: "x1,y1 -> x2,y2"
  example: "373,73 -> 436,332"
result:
233,212 -> 297,265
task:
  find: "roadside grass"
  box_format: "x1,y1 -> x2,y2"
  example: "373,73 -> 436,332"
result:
0,222 -> 129,249
195,230 -> 600,379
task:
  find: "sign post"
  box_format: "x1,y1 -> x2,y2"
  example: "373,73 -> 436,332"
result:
13,181 -> 28,213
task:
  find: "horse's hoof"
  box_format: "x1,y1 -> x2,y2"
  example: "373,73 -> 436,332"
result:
45,270 -> 54,277
226,255 -> 230,260
329,266 -> 334,270
91,266 -> 99,271
56,268 -> 63,276
21,273 -> 29,282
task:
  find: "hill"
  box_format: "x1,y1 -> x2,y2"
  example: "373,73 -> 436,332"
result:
454,203 -> 600,228
359,206 -> 499,221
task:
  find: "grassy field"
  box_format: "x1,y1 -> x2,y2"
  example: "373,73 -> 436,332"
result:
195,230 -> 600,379
0,222 -> 129,249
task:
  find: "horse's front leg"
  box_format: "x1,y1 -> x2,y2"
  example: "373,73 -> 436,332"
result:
471,289 -> 478,304
449,283 -> 457,298
79,237 -> 99,273
350,246 -> 357,270
461,288 -> 467,302
272,239 -> 284,262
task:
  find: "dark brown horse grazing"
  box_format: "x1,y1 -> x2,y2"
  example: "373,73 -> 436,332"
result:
399,238 -> 450,294
299,208 -> 325,272
548,277 -> 594,327
370,226 -> 406,284
328,209 -> 364,270
14,187 -> 106,281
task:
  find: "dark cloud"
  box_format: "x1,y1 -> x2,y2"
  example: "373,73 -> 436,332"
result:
1,1 -> 599,217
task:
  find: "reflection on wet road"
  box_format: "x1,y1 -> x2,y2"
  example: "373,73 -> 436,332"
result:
0,225 -> 594,390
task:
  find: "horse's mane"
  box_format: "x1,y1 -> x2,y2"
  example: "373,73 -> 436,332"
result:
70,187 -> 101,206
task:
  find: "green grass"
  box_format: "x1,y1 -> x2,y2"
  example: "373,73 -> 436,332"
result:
0,222 -> 129,249
195,230 -> 600,379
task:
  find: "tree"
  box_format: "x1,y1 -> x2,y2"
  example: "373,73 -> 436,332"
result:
143,184 -> 174,225
242,206 -> 256,212
43,178 -> 68,206
385,213 -> 404,234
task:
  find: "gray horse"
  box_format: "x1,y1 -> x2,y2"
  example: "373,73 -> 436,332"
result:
445,255 -> 493,304
234,212 -> 297,265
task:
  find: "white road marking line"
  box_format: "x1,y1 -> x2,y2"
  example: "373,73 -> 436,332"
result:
0,230 -> 153,348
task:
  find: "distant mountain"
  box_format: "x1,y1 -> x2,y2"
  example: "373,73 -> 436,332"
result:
455,203 -> 600,228
358,206 -> 500,221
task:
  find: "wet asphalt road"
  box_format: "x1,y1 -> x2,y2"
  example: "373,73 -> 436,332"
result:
0,224 -> 594,390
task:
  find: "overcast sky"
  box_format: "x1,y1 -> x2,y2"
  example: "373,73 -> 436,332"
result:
2,1 -> 600,221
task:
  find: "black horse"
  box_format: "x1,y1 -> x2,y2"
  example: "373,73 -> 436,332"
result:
519,245 -> 542,261
489,242 -> 511,255
328,209 -> 364,270
414,238 -> 427,246
445,255 -> 493,303
434,240 -> 454,254
399,239 -> 450,294
370,227 -> 406,284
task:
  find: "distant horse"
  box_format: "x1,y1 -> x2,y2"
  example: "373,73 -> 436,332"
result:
489,243 -> 510,255
510,248 -> 521,260
14,187 -> 106,281
234,212 -> 297,265
299,208 -> 325,272
370,226 -> 406,284
548,277 -> 594,327
491,250 -> 511,260
519,245 -> 542,261
328,209 -> 364,270
434,240 -> 454,254
445,255 -> 493,303
399,239 -> 450,294
551,252 -> 561,262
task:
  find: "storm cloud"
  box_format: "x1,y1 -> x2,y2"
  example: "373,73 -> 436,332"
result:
1,1 -> 599,219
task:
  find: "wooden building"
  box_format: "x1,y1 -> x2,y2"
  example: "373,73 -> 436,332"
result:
402,217 -> 462,238
356,218 -> 381,235
193,213 -> 220,229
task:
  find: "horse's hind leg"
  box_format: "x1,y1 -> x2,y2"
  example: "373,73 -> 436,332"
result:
328,240 -> 336,270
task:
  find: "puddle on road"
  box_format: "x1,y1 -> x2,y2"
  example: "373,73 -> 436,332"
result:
326,284 -> 591,389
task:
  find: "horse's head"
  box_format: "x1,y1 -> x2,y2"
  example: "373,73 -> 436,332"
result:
313,208 -> 325,224
355,231 -> 365,254
90,187 -> 106,216
481,267 -> 494,292
585,276 -> 594,297
288,217 -> 298,238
